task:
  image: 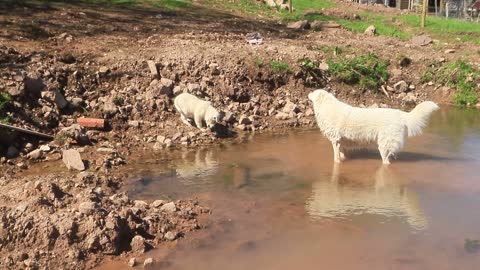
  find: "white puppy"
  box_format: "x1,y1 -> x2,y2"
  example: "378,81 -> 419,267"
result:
308,89 -> 439,164
174,93 -> 221,130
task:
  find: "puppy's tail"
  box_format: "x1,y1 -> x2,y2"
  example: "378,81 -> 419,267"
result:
405,101 -> 439,137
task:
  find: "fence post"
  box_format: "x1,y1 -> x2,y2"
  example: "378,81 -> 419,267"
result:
421,0 -> 428,28
289,0 -> 292,13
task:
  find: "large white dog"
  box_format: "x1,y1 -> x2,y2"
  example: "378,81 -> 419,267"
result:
308,89 -> 439,164
174,93 -> 221,130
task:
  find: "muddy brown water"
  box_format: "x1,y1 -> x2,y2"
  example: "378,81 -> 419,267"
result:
100,107 -> 480,270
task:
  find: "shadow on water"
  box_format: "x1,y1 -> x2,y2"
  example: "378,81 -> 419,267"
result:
347,149 -> 466,163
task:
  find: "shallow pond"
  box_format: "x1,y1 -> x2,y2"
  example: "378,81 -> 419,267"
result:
104,107 -> 480,269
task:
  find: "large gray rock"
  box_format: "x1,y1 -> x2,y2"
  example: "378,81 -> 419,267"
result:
147,79 -> 173,97
282,101 -> 300,114
187,83 -> 201,93
27,149 -> 44,160
287,20 -> 310,30
160,202 -> 177,212
275,112 -> 291,120
310,20 -> 324,30
103,100 -> 118,117
58,124 -> 90,145
411,34 -> 432,47
62,149 -> 85,171
78,201 -> 97,215
143,258 -> 154,268
130,235 -> 148,253
146,60 -> 158,78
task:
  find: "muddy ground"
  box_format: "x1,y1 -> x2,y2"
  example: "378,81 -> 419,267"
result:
0,0 -> 479,268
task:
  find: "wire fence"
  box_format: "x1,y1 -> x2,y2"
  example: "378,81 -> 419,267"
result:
353,0 -> 480,21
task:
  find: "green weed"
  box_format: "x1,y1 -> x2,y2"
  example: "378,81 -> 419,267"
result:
269,60 -> 292,74
327,53 -> 389,91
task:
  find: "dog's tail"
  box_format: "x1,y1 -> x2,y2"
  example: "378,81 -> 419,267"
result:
405,101 -> 439,137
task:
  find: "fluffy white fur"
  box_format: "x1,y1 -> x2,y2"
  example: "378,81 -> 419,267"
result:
174,93 -> 221,130
308,89 -> 439,164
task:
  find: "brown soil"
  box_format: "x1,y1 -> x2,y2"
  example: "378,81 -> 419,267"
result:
0,0 -> 479,268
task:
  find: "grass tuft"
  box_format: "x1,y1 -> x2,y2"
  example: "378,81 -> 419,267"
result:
269,60 -> 292,74
327,53 -> 389,91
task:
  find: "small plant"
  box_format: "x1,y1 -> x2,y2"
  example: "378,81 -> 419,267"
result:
298,58 -> 318,70
420,69 -> 434,83
333,46 -> 343,56
55,134 -> 67,146
298,57 -> 325,84
254,57 -> 264,68
327,53 -> 389,91
269,60 -> 291,74
113,96 -> 124,106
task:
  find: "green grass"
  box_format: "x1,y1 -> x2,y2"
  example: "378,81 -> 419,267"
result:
269,60 -> 292,74
280,0 -> 335,22
338,12 -> 411,40
205,0 -> 275,18
327,53 -> 389,91
400,14 -> 480,43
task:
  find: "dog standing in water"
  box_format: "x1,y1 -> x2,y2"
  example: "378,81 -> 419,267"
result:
308,89 -> 439,164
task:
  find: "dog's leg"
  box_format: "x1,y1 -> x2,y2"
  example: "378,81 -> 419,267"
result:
339,146 -> 346,161
331,141 -> 342,163
194,114 -> 207,132
180,114 -> 194,126
379,147 -> 391,165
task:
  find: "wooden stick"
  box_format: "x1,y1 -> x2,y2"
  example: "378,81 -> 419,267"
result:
0,123 -> 54,140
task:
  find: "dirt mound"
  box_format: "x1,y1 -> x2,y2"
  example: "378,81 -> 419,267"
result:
0,172 -> 209,269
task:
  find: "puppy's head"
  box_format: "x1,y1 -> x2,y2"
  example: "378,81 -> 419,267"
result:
308,89 -> 329,104
206,108 -> 221,129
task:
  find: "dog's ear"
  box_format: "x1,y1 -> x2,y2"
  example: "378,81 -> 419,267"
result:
308,90 -> 321,102
217,111 -> 226,121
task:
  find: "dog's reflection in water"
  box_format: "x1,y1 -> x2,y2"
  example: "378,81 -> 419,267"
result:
306,164 -> 427,230
175,148 -> 219,184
